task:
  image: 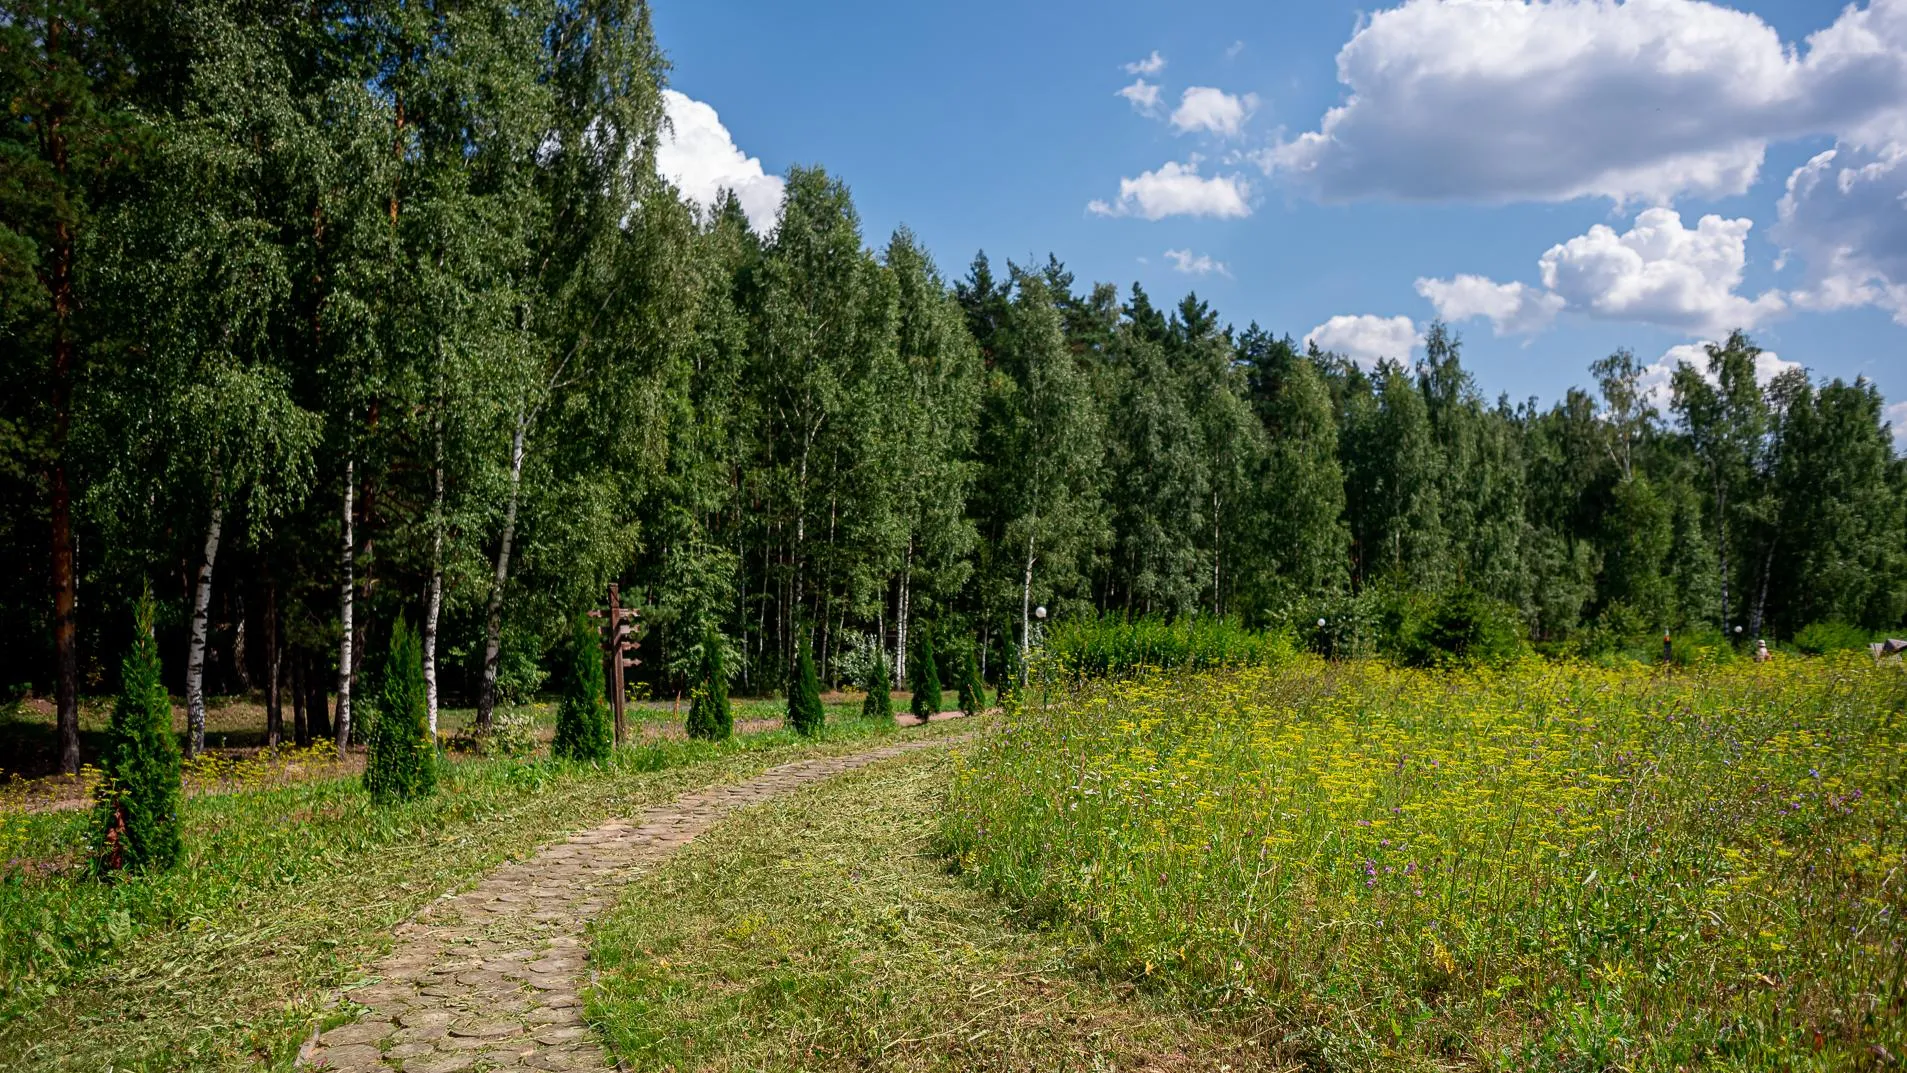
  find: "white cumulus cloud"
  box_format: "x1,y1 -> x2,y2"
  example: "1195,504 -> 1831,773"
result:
1414,274 -> 1564,336
1171,87 -> 1258,137
1088,159 -> 1252,220
1165,249 -> 1229,276
657,89 -> 785,235
1265,0 -> 1907,205
1126,50 -> 1167,76
1537,208 -> 1786,336
1304,314 -> 1421,368
1774,143 -> 1907,324
1118,78 -> 1163,116
1639,341 -> 1804,412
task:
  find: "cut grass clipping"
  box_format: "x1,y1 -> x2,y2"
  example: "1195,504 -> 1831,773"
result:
0,710 -> 947,1072
587,748 -> 1269,1072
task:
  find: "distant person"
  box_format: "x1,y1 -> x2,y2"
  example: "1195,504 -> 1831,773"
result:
1662,631 -> 1672,663
1754,639 -> 1771,664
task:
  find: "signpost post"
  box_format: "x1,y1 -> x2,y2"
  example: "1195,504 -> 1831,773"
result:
593,584 -> 641,746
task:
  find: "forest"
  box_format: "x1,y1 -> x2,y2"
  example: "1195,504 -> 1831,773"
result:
5,0 -> 1905,778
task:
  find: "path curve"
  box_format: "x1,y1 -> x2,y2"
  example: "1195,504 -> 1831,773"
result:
300,729 -> 970,1073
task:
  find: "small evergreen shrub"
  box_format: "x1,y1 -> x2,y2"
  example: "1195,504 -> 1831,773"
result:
91,589 -> 183,876
1393,589 -> 1525,669
997,639 -> 1023,709
686,627 -> 733,741
862,649 -> 894,724
552,614 -> 613,762
910,629 -> 942,722
1794,621 -> 1876,655
788,640 -> 825,736
957,642 -> 985,715
363,619 -> 437,804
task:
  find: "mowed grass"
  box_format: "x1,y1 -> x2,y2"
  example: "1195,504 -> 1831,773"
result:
586,748 -> 1273,1072
0,712 -> 960,1072
941,656 -> 1907,1072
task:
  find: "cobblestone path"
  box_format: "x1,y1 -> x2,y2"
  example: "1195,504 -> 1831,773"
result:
300,728 -> 970,1072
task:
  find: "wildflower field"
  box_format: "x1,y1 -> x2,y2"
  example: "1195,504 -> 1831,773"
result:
941,656 -> 1907,1071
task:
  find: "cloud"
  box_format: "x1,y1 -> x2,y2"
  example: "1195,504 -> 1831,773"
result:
1171,87 -> 1258,137
1415,274 -> 1564,336
1126,50 -> 1167,76
1165,249 -> 1230,276
1264,0 -> 1907,205
1537,208 -> 1786,335
657,89 -> 785,234
1639,341 -> 1804,412
1225,40 -> 1247,60
1773,143 -> 1907,324
1118,78 -> 1163,116
1304,314 -> 1421,368
1088,159 -> 1252,220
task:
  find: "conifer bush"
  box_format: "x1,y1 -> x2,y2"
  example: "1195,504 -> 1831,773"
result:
957,641 -> 985,716
91,589 -> 183,876
788,640 -> 825,736
910,629 -> 941,723
862,649 -> 894,724
997,639 -> 1023,709
686,626 -> 732,741
363,619 -> 437,804
552,614 -> 613,762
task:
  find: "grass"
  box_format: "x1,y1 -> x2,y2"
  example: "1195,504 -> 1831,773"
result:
1043,615 -> 1295,679
586,747 -> 1271,1072
941,655 -> 1907,1072
0,710 -> 961,1072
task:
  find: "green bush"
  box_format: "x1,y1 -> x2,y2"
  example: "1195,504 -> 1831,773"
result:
997,638 -> 1023,709
1794,621 -> 1877,655
909,629 -> 941,722
1389,589 -> 1526,669
552,615 -> 613,762
686,627 -> 733,741
363,619 -> 437,804
1044,614 -> 1295,678
787,640 -> 824,736
956,641 -> 985,716
861,648 -> 894,724
1669,626 -> 1740,667
90,589 -> 183,876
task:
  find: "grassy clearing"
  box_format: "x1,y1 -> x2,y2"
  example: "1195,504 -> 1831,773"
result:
942,656 -> 1907,1072
0,711 -> 961,1072
586,748 -> 1271,1073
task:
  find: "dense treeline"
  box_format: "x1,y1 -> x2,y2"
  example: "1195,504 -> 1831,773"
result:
4,1 -> 1904,773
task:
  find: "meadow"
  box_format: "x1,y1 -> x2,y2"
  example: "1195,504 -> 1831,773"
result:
941,655 -> 1907,1071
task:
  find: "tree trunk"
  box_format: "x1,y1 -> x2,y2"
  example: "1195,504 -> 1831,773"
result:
290,649 -> 307,747
264,579 -> 282,748
476,419 -> 527,730
896,546 -> 911,683
307,650 -> 332,742
423,431 -> 445,736
1021,528 -> 1038,658
185,496 -> 225,757
336,459 -> 355,750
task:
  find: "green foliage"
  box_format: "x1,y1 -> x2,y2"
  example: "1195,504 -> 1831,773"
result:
861,649 -> 894,724
1388,588 -> 1526,669
787,641 -> 824,737
1044,614 -> 1294,678
362,620 -> 436,805
996,639 -> 1023,710
955,642 -> 984,716
686,627 -> 732,741
1793,621 -> 1878,655
90,591 -> 182,876
909,630 -> 942,722
551,616 -> 612,763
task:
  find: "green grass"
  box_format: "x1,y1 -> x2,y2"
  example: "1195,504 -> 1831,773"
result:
0,711 -> 957,1071
942,656 -> 1907,1072
1043,615 -> 1295,679
586,747 -> 1269,1072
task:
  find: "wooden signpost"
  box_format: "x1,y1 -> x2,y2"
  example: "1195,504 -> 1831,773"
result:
590,583 -> 642,745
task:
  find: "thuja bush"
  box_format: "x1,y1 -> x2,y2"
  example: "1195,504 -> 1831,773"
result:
996,640 -> 1023,710
90,589 -> 183,876
909,629 -> 941,723
862,649 -> 894,724
956,641 -> 985,716
363,619 -> 437,804
552,615 -> 613,762
787,641 -> 824,736
686,627 -> 733,741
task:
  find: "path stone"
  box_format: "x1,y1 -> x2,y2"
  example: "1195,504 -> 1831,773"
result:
300,730 -> 967,1072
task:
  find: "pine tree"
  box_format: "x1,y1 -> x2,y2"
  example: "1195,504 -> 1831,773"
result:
788,640 -> 825,736
957,641 -> 985,716
552,615 -> 612,762
910,629 -> 942,722
862,648 -> 894,724
686,627 -> 732,741
92,589 -> 183,876
363,619 -> 436,804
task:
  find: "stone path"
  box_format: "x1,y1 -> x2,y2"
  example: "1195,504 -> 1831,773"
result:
300,729 -> 970,1073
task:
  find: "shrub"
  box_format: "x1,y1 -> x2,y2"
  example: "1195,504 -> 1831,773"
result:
956,641 -> 985,716
910,629 -> 942,722
91,589 -> 183,876
787,640 -> 824,736
1044,614 -> 1295,678
862,648 -> 894,724
686,627 -> 733,741
363,619 -> 437,804
552,614 -> 613,762
997,639 -> 1023,709
1391,589 -> 1525,669
1794,621 -> 1876,655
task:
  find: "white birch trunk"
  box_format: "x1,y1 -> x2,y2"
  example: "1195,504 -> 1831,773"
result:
423,430 -> 445,736
477,418 -> 527,730
184,495 -> 224,757
336,459 -> 355,749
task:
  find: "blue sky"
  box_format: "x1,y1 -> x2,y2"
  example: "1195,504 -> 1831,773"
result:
651,0 -> 1907,440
